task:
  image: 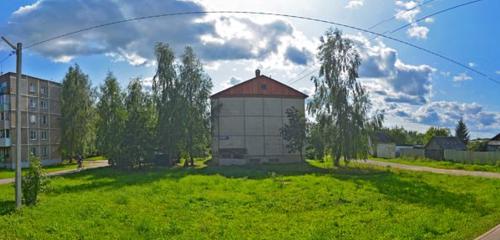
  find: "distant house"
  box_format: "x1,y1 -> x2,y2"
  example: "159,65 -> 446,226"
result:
425,136 -> 466,160
369,132 -> 396,158
487,133 -> 500,151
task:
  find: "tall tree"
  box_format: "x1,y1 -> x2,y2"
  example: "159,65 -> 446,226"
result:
423,127 -> 451,144
308,29 -> 370,167
120,79 -> 156,168
280,107 -> 307,161
96,72 -> 127,167
153,43 -> 182,164
306,122 -> 327,160
455,118 -> 470,145
60,64 -> 95,160
178,46 -> 213,167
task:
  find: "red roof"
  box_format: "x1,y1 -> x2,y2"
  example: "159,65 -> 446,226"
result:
211,74 -> 308,99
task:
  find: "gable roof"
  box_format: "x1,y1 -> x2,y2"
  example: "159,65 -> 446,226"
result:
488,133 -> 500,146
426,136 -> 466,150
370,131 -> 394,144
490,133 -> 500,141
210,74 -> 308,99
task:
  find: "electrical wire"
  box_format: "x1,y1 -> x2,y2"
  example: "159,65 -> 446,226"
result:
368,0 -> 437,30
21,10 -> 499,85
389,0 -> 483,34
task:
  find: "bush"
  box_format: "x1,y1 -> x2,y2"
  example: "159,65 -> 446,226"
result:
22,155 -> 49,206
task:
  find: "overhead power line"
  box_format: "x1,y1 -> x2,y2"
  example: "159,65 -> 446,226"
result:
23,10 -> 498,85
390,0 -> 483,34
368,0 -> 437,30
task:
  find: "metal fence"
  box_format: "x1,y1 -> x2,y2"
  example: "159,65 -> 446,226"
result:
444,150 -> 500,165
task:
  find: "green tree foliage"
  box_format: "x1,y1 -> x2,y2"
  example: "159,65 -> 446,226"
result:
306,122 -> 327,160
96,72 -> 127,166
119,79 -> 156,168
381,126 -> 425,145
153,43 -> 182,164
468,139 -> 488,151
22,155 -> 48,206
308,29 -> 370,166
423,127 -> 451,144
61,64 -> 96,160
280,107 -> 307,161
178,47 -> 213,166
455,118 -> 470,145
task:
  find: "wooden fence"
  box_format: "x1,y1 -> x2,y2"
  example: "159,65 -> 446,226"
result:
444,150 -> 500,165
399,149 -> 425,159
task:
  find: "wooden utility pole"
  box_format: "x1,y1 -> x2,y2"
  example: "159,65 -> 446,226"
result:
1,36 -> 23,208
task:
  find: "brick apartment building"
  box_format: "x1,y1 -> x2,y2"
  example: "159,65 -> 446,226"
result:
0,72 -> 61,169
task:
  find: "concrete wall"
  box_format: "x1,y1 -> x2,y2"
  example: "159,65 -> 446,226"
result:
212,96 -> 304,165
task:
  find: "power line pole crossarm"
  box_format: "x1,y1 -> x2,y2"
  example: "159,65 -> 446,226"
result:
1,36 -> 23,209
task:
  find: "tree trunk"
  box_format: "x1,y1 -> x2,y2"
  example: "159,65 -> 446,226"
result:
189,156 -> 194,167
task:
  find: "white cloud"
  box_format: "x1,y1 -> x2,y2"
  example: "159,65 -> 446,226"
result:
345,0 -> 364,9
2,0 -> 314,67
350,34 -> 435,105
407,24 -> 429,39
468,62 -> 476,68
453,72 -> 473,82
496,70 -> 500,75
424,17 -> 434,23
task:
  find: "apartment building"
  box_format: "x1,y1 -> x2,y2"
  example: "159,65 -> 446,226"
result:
0,72 -> 61,169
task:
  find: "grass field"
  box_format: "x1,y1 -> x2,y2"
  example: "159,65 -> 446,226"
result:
0,160 -> 499,239
371,157 -> 500,173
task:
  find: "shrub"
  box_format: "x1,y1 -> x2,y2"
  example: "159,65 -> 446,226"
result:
22,155 -> 49,206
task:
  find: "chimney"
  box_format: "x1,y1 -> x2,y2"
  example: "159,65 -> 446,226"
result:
255,69 -> 261,77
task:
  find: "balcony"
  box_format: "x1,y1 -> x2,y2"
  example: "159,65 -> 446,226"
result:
0,138 -> 11,147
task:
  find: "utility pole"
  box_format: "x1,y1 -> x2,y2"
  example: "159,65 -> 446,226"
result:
1,36 -> 22,208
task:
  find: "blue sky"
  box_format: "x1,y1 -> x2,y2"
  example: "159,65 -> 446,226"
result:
0,0 -> 499,138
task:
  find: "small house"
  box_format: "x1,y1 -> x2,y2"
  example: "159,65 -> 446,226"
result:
486,133 -> 500,151
369,132 -> 396,158
425,136 -> 466,160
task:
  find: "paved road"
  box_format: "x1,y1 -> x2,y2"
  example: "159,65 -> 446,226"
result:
475,224 -> 500,240
357,159 -> 500,179
0,160 -> 109,185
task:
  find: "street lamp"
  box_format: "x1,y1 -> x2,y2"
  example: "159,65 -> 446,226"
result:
1,36 -> 23,208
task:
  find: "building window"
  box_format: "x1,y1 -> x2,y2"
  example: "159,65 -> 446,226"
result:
0,112 -> 9,121
29,83 -> 36,93
31,147 -> 37,156
0,129 -> 9,138
41,146 -> 48,157
40,115 -> 48,125
41,130 -> 48,140
40,100 -> 48,109
40,86 -> 47,95
30,130 -> 37,140
0,82 -> 8,93
30,114 -> 37,124
260,84 -> 267,90
29,98 -> 37,109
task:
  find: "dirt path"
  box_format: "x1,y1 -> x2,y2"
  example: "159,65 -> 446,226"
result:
0,160 -> 109,185
357,159 -> 500,179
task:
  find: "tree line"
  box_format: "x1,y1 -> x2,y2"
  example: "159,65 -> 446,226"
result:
60,44 -> 212,168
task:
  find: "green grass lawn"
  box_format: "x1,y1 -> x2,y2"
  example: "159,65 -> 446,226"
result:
0,160 -> 499,239
371,157 -> 500,173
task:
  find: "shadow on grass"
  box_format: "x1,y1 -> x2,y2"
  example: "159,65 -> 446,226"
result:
0,200 -> 15,216
48,161 -> 491,214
